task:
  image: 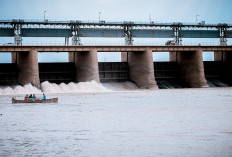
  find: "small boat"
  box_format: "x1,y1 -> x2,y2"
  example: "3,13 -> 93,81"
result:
12,97 -> 58,103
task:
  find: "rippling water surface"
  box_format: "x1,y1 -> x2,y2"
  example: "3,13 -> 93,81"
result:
0,83 -> 232,157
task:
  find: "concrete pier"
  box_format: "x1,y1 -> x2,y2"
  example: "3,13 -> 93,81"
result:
214,51 -> 223,61
11,52 -> 17,63
222,51 -> 232,82
169,51 -> 177,62
17,49 -> 40,88
177,49 -> 208,88
128,49 -> 158,89
68,52 -> 75,63
121,52 -> 128,62
75,49 -> 100,82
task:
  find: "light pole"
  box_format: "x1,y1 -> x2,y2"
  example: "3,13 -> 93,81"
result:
196,15 -> 199,24
99,11 -> 101,22
44,11 -> 46,20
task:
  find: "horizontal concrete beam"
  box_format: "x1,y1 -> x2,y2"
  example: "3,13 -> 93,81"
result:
0,45 -> 232,52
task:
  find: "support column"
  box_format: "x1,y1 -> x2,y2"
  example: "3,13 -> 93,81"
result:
121,52 -> 128,62
169,51 -> 177,62
69,52 -> 75,62
128,49 -> 158,89
17,49 -> 40,88
177,49 -> 208,88
11,52 -> 17,63
214,51 -> 223,61
75,49 -> 100,83
222,51 -> 232,83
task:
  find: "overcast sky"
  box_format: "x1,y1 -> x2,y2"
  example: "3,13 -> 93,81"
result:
0,0 -> 232,62
1,0 -> 232,23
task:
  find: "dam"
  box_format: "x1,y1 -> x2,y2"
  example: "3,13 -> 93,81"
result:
0,45 -> 232,89
0,20 -> 232,89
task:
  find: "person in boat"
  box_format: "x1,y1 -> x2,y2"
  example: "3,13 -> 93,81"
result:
29,94 -> 33,99
24,94 -> 29,100
32,94 -> 36,99
42,93 -> 46,100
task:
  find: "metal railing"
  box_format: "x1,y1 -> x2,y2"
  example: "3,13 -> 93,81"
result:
0,19 -> 231,27
0,41 -> 226,46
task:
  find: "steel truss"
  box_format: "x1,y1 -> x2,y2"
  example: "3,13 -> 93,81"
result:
71,24 -> 81,45
124,25 -> 133,45
13,23 -> 22,45
0,20 -> 231,46
172,27 -> 182,45
219,27 -> 227,46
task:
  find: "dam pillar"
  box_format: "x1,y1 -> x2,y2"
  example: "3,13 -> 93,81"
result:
68,52 -> 75,62
121,52 -> 128,62
222,51 -> 232,82
128,49 -> 158,89
169,51 -> 177,62
177,49 -> 208,88
17,49 -> 40,88
75,49 -> 100,83
11,52 -> 17,63
214,51 -> 223,61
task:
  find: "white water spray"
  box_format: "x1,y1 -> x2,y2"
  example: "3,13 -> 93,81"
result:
0,81 -> 139,95
0,84 -> 42,95
41,81 -> 110,93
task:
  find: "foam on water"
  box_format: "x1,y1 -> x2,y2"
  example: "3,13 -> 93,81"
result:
41,81 -> 110,93
0,81 -> 140,95
102,82 -> 139,91
0,84 -> 42,95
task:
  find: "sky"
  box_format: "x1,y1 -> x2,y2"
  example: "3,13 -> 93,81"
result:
0,0 -> 232,62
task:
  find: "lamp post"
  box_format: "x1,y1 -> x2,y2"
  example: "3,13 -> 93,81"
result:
196,15 -> 199,24
99,11 -> 101,22
44,11 -> 46,20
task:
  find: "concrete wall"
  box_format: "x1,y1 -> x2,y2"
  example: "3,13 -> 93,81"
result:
17,49 -> 40,88
75,49 -> 100,82
177,49 -> 208,88
128,49 -> 158,89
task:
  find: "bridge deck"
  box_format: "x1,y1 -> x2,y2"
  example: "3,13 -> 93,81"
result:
0,45 -> 232,52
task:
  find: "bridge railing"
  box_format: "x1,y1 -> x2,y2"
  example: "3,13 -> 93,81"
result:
0,41 -> 223,46
0,19 -> 231,27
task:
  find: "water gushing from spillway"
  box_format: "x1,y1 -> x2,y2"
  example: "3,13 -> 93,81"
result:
0,84 -> 42,95
41,81 -> 110,93
0,81 -> 111,95
0,79 -> 230,95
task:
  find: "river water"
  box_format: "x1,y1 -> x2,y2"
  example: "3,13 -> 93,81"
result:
0,82 -> 232,157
